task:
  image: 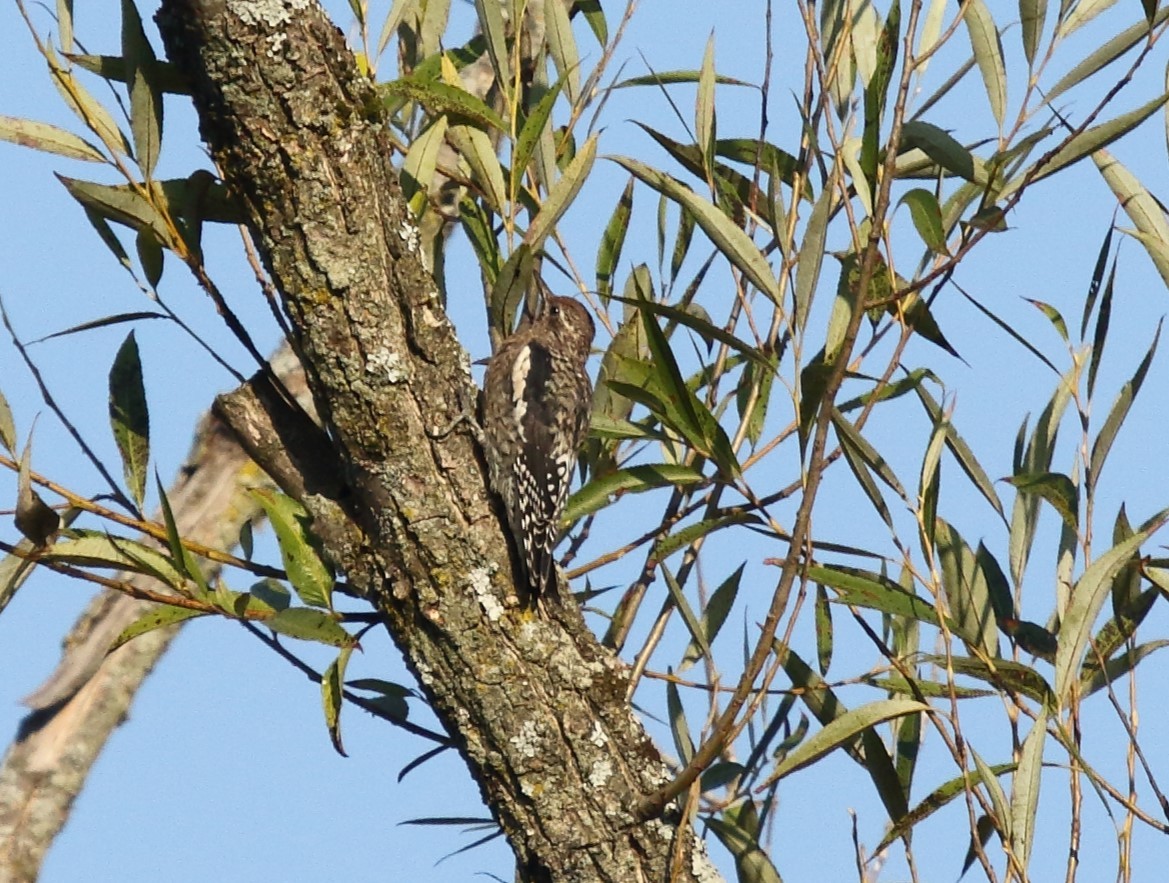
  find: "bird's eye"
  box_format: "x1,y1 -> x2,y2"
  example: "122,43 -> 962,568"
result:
550,304 -> 561,317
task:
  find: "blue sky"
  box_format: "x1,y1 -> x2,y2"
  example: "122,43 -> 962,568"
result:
4,2 -> 1169,881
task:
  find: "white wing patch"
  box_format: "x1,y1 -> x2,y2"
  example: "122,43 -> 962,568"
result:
510,343 -> 531,423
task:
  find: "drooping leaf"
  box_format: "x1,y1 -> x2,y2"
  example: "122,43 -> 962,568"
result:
898,120 -> 981,183
511,76 -> 566,198
266,608 -> 354,647
1094,150 -> 1169,289
109,331 -> 150,510
0,387 -> 15,454
563,463 -> 706,522
0,114 -> 104,162
665,672 -> 694,765
874,762 -> 1015,854
448,122 -> 508,213
899,188 -> 948,253
109,603 -> 209,653
760,699 -> 929,785
121,0 -> 164,178
1005,471 -> 1079,531
1088,322 -> 1160,495
680,564 -> 743,670
252,489 -> 335,609
962,0 -> 1007,128
525,133 -> 597,251
381,76 -> 506,132
1010,713 -> 1047,870
322,644 -> 355,757
707,811 -> 784,883
1055,512 -> 1169,705
610,156 -> 781,303
544,0 -> 580,104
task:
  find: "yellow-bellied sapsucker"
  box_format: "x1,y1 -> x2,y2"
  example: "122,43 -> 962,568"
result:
482,295 -> 595,599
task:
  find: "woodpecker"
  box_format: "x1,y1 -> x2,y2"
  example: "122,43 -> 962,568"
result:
482,295 -> 595,599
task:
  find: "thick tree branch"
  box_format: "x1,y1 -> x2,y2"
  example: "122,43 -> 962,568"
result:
0,387 -> 279,882
155,2 -> 715,880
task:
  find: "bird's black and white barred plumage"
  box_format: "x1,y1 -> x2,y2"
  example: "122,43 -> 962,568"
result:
482,295 -> 594,599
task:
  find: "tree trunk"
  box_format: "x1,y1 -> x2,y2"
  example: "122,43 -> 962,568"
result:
155,2 -> 715,880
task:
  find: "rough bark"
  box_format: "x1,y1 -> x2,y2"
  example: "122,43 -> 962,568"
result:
155,2 -> 715,880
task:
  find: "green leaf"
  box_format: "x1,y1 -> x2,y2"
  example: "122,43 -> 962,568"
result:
1048,7 -> 1169,103
400,115 -> 448,213
899,188 -> 948,253
58,175 -> 172,245
831,409 -> 907,498
812,565 -> 944,630
706,813 -> 784,883
563,463 -> 705,522
66,53 -> 191,95
121,0 -> 163,178
577,0 -> 608,46
696,32 -> 716,170
920,655 -> 1053,704
45,532 -> 184,588
448,123 -> 507,214
1007,366 -> 1075,586
1081,640 -> 1169,696
774,643 -> 909,822
607,293 -> 772,369
595,177 -> 634,303
45,45 -> 130,155
0,115 -> 105,162
874,761 -> 1015,854
914,383 -> 1004,519
0,387 -> 15,454
251,490 -> 335,609
1005,471 -> 1078,531
679,563 -> 743,670
661,566 -> 710,670
610,156 -> 780,302
109,604 -> 208,652
1020,0 -> 1046,66
1010,713 -> 1046,870
511,76 -> 565,199
472,0 -> 512,108
490,244 -> 534,336
962,0 -> 1007,128
381,76 -> 506,132
629,288 -> 741,477
525,133 -> 597,251
762,699 -> 929,785
794,185 -> 832,332
1000,617 -> 1058,662
936,519 -> 999,658
251,578 -> 291,612
971,746 -> 1012,840
1003,93 -> 1169,199
1094,150 -> 1169,289
898,120 -> 982,183
861,1 -> 900,191
108,331 -> 150,510
665,673 -> 694,764
1055,511 -> 1169,705
654,514 -> 758,562
266,608 -> 354,647
814,583 -> 834,675
545,0 -> 580,104
1088,321 -> 1160,495
322,644 -> 354,757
